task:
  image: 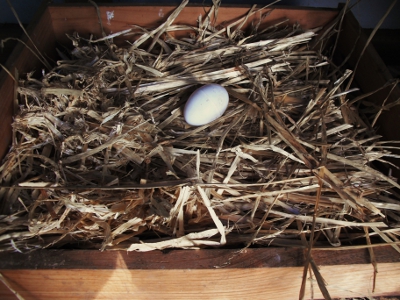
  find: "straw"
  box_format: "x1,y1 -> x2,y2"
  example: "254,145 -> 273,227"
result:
0,1 -> 398,263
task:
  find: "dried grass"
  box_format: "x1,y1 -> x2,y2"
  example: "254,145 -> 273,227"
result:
0,1 -> 399,259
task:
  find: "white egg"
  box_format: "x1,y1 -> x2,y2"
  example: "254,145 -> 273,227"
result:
184,84 -> 229,126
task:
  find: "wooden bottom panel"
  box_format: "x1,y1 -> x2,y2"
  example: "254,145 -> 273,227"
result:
1,263 -> 399,299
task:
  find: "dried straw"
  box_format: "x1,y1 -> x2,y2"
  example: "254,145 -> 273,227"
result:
0,1 -> 399,260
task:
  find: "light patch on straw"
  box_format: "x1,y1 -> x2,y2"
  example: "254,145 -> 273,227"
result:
127,229 -> 221,252
217,155 -> 240,195
170,186 -> 191,236
197,186 -> 226,245
196,150 -> 200,180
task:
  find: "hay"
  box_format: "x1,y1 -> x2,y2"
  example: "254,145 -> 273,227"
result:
0,1 -> 400,256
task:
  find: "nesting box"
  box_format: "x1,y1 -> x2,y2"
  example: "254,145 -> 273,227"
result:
0,3 -> 399,299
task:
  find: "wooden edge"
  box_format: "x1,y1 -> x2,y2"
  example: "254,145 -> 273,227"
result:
0,2 -> 56,161
335,9 -> 400,179
47,5 -> 338,45
0,246 -> 399,270
1,246 -> 399,298
1,6 -> 400,298
0,266 -> 399,299
47,2 -> 340,14
51,2 -> 338,10
337,9 -> 400,140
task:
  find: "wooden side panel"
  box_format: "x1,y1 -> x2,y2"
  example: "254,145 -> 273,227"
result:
0,247 -> 399,270
0,8 -> 57,160
336,11 -> 400,142
0,72 -> 14,161
48,5 -> 338,44
335,11 -> 400,179
0,264 -> 399,299
0,247 -> 399,299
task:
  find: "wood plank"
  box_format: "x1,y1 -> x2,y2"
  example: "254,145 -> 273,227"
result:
0,74 -> 15,161
337,11 -> 400,142
0,24 -> 23,65
0,8 -> 57,160
0,247 -> 399,299
0,246 -> 399,270
0,263 -> 399,299
48,5 -> 338,44
334,10 -> 400,180
365,28 -> 400,67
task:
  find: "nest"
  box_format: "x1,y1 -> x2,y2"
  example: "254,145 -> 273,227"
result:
1,1 -> 400,256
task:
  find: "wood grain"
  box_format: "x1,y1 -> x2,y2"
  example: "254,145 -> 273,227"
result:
48,5 -> 338,45
0,263 -> 399,299
0,246 -> 399,270
0,247 -> 399,299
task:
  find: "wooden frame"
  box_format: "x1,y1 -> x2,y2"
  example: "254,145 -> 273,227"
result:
0,246 -> 400,299
0,4 -> 399,299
